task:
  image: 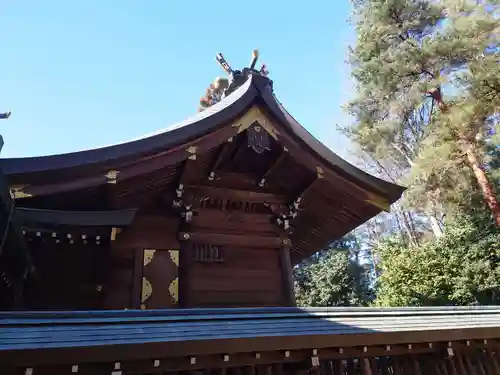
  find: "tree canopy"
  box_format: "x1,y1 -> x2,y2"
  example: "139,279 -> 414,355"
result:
294,237 -> 373,307
295,0 -> 500,308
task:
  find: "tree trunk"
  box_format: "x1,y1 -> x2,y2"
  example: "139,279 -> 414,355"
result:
400,209 -> 419,246
464,143 -> 500,226
393,210 -> 408,246
429,215 -> 444,238
431,91 -> 500,227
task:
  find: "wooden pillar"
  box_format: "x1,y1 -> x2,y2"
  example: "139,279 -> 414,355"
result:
279,239 -> 295,306
179,233 -> 192,308
131,248 -> 144,309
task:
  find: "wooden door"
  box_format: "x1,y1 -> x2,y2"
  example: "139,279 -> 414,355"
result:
140,249 -> 179,309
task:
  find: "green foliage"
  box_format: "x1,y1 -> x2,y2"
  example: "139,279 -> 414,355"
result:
299,1 -> 499,308
376,210 -> 500,306
294,238 -> 373,307
345,0 -> 499,213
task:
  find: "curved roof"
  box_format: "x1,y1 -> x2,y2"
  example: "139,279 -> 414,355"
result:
0,78 -> 257,174
0,73 -> 404,201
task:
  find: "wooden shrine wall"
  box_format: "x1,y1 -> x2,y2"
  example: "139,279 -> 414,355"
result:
183,207 -> 284,308
24,240 -> 106,310
104,212 -> 285,309
104,215 -> 180,310
185,246 -> 282,308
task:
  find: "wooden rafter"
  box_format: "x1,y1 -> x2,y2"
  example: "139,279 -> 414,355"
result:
257,151 -> 287,188
229,132 -> 249,165
207,139 -> 234,181
271,128 -> 392,211
10,123 -> 239,199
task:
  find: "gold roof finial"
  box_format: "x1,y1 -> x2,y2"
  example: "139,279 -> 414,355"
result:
250,49 -> 259,69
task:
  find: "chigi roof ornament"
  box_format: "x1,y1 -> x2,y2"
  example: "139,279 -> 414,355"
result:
0,111 -> 10,153
199,50 -> 269,111
215,49 -> 269,97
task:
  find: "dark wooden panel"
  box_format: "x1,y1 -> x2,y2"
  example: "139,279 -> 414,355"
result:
23,241 -> 107,310
192,210 -> 276,235
208,172 -> 267,191
186,185 -> 287,204
16,208 -> 138,227
117,215 -> 180,250
103,242 -> 135,309
181,232 -> 284,248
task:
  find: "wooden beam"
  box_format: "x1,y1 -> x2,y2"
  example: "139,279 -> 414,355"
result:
10,106 -> 392,214
174,156 -> 202,308
296,173 -> 323,200
208,140 -> 234,181
172,155 -> 204,222
185,185 -> 287,205
258,151 -> 287,187
15,208 -> 138,228
179,232 -> 286,248
279,243 -> 296,306
191,209 -> 275,234
229,132 -> 249,165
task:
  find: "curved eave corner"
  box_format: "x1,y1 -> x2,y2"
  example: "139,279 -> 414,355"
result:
0,76 -> 259,175
250,74 -> 406,207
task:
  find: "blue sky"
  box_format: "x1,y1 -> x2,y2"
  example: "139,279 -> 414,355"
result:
0,0 -> 355,160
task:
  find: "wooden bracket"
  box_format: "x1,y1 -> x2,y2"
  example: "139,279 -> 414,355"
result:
9,185 -> 33,199
110,227 -> 122,241
274,176 -> 321,233
105,170 -> 120,184
258,152 -> 287,188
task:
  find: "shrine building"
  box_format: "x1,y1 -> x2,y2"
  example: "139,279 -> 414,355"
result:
0,51 -> 405,311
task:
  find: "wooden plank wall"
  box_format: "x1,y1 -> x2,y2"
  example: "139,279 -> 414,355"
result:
187,246 -> 282,307
104,210 -> 285,309
186,207 -> 283,308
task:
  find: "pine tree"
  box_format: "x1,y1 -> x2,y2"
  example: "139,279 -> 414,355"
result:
345,0 -> 500,224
